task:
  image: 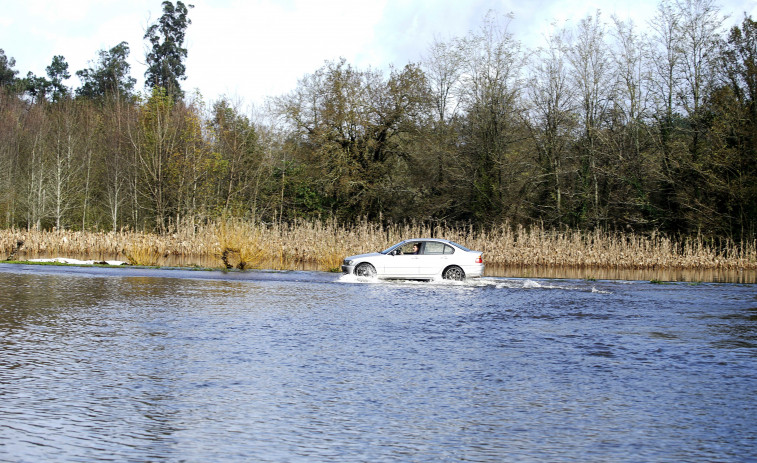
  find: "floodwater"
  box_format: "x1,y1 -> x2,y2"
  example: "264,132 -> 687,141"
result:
0,264 -> 755,462
14,250 -> 757,283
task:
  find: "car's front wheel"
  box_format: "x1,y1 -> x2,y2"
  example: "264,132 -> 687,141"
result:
442,265 -> 465,281
354,262 -> 377,279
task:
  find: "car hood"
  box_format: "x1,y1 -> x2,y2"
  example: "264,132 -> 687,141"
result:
345,252 -> 383,261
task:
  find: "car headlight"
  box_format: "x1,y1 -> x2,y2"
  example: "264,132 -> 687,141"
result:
344,259 -> 354,266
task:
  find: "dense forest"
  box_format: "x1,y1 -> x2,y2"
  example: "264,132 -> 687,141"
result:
0,0 -> 755,243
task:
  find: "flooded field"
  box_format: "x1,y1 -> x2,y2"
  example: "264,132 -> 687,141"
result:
1,263 -> 755,462
11,250 -> 757,284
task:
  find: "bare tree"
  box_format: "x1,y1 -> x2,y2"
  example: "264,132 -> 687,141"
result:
0,92 -> 23,227
611,16 -> 652,158
526,27 -> 576,223
458,11 -> 528,223
675,0 -> 725,153
423,37 -> 464,125
648,0 -> 686,229
209,97 -> 262,216
129,87 -> 183,232
19,105 -> 50,230
101,97 -> 134,231
608,16 -> 658,226
416,38 -> 468,220
568,11 -> 613,225
47,100 -> 84,230
649,0 -> 681,147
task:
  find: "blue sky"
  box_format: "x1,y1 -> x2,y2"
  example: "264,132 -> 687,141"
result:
2,0 -> 755,106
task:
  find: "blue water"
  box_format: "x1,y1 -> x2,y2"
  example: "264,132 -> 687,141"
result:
0,263 -> 755,462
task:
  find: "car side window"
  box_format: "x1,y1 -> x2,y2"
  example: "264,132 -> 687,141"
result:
443,244 -> 455,255
396,242 -> 418,255
424,242 -> 446,255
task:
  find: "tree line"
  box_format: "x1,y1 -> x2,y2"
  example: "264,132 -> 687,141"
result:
0,0 -> 755,242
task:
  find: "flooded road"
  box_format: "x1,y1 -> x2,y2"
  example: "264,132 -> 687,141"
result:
1,263 -> 755,462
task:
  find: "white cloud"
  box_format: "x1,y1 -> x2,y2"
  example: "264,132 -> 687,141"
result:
3,0 -> 155,85
183,0 -> 386,104
2,0 -> 754,106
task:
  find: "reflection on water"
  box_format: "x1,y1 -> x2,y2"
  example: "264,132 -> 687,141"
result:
486,264 -> 757,284
0,264 -> 755,462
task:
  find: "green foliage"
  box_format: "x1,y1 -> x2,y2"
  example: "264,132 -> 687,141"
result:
144,1 -> 193,101
0,49 -> 18,88
45,56 -> 70,102
0,2 -> 755,245
18,55 -> 71,103
76,42 -> 136,101
276,59 -> 430,221
207,98 -> 260,215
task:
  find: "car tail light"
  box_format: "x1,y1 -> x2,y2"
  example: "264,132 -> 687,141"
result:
475,255 -> 483,264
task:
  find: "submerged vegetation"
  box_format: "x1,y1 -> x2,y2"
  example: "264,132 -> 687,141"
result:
1,220 -> 754,272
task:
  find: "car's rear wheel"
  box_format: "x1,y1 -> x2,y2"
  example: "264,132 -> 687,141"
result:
443,265 -> 465,281
354,262 -> 377,279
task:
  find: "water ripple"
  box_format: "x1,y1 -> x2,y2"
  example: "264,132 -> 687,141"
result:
0,269 -> 755,462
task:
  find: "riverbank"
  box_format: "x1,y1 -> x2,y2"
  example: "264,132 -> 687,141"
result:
2,220 -> 755,275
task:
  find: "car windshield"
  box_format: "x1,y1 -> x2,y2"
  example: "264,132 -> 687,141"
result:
380,242 -> 405,254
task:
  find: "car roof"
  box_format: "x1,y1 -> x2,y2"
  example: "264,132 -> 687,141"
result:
405,238 -> 452,243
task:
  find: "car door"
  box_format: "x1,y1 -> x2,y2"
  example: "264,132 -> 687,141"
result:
383,242 -> 421,277
417,241 -> 454,276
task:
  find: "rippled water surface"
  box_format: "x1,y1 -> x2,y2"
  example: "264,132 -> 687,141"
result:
1,263 -> 756,462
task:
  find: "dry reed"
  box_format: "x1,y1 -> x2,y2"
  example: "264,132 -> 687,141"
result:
1,220 -> 755,272
213,219 -> 267,269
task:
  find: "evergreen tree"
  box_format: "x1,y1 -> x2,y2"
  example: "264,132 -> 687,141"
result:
76,42 -> 137,100
144,1 -> 193,101
0,49 -> 18,88
46,55 -> 70,102
21,56 -> 70,102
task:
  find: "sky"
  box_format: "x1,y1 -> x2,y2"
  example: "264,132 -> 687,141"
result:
2,0 -> 756,107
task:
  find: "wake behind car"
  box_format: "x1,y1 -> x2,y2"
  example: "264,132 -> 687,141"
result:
342,239 -> 484,281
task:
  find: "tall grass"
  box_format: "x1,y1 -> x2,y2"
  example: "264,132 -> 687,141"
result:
214,219 -> 268,269
2,220 -> 755,271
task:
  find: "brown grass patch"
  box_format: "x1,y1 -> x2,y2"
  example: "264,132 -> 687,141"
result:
1,221 -> 755,272
213,219 -> 267,269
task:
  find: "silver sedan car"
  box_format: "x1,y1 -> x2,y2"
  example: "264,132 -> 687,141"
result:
341,238 -> 484,281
